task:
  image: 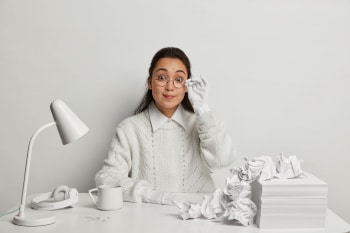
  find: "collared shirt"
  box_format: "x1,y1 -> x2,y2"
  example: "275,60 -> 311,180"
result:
148,102 -> 187,132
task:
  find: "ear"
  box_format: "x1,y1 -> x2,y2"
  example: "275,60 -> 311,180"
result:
147,77 -> 152,90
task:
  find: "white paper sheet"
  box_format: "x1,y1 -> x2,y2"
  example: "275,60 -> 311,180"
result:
174,153 -> 304,226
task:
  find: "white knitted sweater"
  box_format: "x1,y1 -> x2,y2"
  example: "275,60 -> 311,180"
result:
95,103 -> 235,204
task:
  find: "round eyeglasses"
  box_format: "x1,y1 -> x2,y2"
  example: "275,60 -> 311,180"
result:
153,75 -> 185,88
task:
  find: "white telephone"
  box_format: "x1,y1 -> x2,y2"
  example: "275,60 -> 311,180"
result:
31,185 -> 79,210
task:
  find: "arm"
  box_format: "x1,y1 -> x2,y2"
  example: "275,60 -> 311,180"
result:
95,126 -> 172,205
95,127 -> 134,198
186,75 -> 236,169
197,111 -> 235,169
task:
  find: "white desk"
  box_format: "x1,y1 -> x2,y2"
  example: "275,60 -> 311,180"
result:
1,193 -> 349,233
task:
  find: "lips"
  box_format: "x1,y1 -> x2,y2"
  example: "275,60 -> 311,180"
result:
163,94 -> 175,99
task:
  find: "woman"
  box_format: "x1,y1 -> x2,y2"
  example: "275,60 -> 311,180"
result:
95,47 -> 235,204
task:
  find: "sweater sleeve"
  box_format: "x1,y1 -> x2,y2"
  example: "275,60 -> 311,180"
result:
94,126 -> 170,205
95,127 -> 131,187
197,111 -> 236,170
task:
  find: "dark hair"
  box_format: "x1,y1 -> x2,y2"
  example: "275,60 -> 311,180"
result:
134,47 -> 194,114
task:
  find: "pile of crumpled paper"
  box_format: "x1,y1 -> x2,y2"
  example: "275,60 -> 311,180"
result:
175,153 -> 304,226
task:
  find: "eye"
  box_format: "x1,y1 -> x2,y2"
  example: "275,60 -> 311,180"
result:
175,77 -> 183,83
158,75 -> 167,81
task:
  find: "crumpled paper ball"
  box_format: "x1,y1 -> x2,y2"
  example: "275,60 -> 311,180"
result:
275,153 -> 303,179
224,170 -> 252,200
174,153 -> 304,226
201,190 -> 226,219
174,202 -> 202,220
223,198 -> 257,226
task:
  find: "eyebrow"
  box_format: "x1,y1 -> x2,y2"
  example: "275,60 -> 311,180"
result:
155,68 -> 187,75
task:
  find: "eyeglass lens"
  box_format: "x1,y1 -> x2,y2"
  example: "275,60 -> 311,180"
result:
155,78 -> 184,88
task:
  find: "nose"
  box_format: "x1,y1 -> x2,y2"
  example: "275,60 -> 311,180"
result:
165,80 -> 175,90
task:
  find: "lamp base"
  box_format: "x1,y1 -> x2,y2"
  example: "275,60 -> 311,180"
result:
13,212 -> 56,226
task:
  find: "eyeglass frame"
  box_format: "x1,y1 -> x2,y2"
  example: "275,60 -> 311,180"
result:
152,75 -> 187,88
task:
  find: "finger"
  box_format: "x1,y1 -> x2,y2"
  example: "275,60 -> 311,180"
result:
185,79 -> 195,87
200,75 -> 208,85
186,81 -> 200,89
188,78 -> 201,86
185,79 -> 193,84
190,76 -> 204,88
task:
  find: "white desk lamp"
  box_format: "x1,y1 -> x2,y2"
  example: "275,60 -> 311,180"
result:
13,99 -> 89,227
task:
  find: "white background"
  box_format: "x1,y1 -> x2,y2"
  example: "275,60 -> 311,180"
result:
0,0 -> 349,223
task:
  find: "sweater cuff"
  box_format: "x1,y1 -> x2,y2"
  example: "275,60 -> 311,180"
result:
193,104 -> 211,116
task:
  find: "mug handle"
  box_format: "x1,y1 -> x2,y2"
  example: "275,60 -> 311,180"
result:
88,188 -> 98,204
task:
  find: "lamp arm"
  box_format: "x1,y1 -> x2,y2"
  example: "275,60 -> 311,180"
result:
17,122 -> 56,218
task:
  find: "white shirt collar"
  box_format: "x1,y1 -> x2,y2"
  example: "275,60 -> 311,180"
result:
148,102 -> 187,132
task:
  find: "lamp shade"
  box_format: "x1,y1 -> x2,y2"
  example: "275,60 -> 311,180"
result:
50,99 -> 89,145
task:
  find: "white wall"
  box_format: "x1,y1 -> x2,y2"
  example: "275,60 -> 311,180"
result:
1,0 -> 349,223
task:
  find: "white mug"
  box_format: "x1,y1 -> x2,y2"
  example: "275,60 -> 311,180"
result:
88,184 -> 123,210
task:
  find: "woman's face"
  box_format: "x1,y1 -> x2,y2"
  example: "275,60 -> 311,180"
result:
148,57 -> 188,118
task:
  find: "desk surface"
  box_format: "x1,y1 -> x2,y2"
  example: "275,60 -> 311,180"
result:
1,193 -> 349,233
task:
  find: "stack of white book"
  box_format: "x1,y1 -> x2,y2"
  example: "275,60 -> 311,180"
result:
251,172 -> 328,229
